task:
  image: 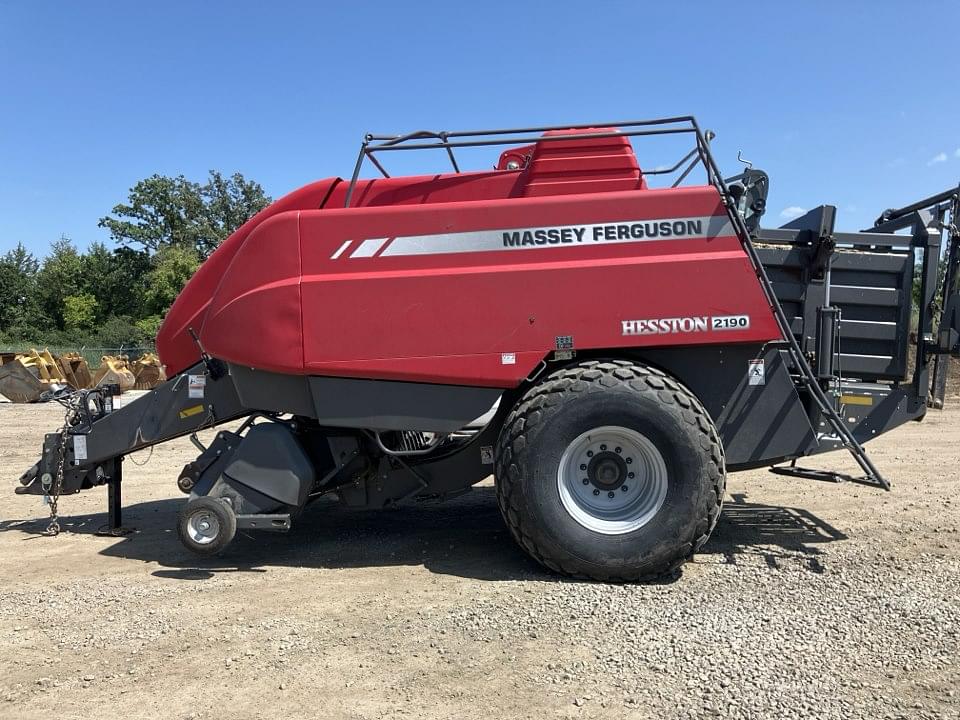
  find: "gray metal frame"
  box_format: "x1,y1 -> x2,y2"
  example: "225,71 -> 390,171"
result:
870,186 -> 960,407
756,186 -> 960,407
757,211 -> 915,383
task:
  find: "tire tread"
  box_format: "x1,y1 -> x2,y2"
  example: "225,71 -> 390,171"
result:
494,360 -> 725,582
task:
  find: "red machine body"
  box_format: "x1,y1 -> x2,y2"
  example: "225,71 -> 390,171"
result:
157,132 -> 781,386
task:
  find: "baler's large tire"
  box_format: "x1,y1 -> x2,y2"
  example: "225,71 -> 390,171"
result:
494,359 -> 725,582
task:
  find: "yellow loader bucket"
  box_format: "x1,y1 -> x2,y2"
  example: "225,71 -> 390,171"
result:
131,352 -> 166,390
19,349 -> 66,383
56,352 -> 93,390
92,355 -> 136,392
0,353 -> 50,403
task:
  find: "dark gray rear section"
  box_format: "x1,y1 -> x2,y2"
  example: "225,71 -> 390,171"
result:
758,236 -> 914,383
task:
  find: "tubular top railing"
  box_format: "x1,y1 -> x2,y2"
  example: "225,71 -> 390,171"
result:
343,116 -> 716,208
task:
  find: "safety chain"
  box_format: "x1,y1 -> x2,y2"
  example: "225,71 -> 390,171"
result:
43,396 -> 81,536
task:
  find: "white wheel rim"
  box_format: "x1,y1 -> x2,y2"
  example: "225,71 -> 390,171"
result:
557,425 -> 668,535
187,511 -> 221,545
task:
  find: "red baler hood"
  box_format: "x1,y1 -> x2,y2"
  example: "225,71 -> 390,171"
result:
157,130 -> 779,387
156,178 -> 341,376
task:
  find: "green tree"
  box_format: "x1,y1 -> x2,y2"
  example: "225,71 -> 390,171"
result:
62,292 -> 99,331
144,244 -> 200,316
2,169 -> 268,346
0,243 -> 41,333
80,242 -> 151,322
98,171 -> 271,259
135,314 -> 164,342
96,315 -> 149,347
34,237 -> 84,330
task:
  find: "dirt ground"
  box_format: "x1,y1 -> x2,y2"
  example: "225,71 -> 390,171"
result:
1,399 -> 958,719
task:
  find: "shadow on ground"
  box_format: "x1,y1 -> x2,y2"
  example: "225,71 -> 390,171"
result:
704,492 -> 847,573
1,487 -> 846,581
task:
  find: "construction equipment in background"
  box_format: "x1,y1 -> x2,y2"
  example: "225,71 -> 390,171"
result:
0,353 -> 53,403
21,349 -> 66,384
57,352 -> 93,390
91,356 -> 136,392
0,350 -> 69,403
130,352 -> 166,390
0,350 -> 163,402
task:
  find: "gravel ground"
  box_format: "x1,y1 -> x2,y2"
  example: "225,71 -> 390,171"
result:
0,399 -> 958,719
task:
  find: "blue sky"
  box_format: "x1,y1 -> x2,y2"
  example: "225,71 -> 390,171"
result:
2,1 -> 958,257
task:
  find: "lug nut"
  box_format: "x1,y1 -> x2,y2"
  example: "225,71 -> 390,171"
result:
621,485 -> 629,492
607,491 -> 615,498
628,472 -> 635,479
582,478 -> 590,485
592,489 -> 600,496
615,446 -> 622,454
587,450 -> 593,458
600,444 -> 607,451
625,457 -> 633,464
580,463 -> 587,471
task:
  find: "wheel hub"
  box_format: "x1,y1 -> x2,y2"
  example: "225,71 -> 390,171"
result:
557,426 -> 668,535
186,511 -> 221,545
587,451 -> 627,490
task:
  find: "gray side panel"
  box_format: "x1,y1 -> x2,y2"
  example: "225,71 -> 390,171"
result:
308,376 -> 502,432
830,252 -> 912,379
760,246 -> 826,355
230,364 -> 501,432
715,348 -> 818,468
634,345 -> 817,469
230,365 -> 316,417
758,247 -> 913,381
805,382 -> 926,454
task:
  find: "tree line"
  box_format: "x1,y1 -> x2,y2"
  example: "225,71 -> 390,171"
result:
0,172 -> 270,348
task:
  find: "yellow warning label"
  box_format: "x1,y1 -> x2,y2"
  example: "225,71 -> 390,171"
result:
179,404 -> 205,419
840,395 -> 873,406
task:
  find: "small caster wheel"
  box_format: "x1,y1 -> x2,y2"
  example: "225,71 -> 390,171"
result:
178,497 -> 236,556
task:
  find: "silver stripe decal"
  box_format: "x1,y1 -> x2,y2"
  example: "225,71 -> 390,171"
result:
330,240 -> 352,259
350,237 -> 389,258
377,216 -> 734,258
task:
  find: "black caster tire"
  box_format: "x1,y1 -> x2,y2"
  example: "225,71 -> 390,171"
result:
177,497 -> 237,556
